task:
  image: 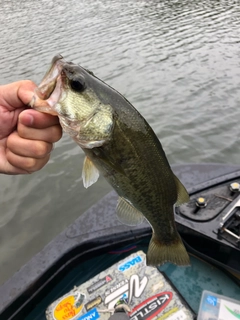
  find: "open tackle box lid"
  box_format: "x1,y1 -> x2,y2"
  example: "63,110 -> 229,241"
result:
197,290 -> 240,320
46,251 -> 196,320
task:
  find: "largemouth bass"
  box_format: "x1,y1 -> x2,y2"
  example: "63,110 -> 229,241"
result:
31,55 -> 190,266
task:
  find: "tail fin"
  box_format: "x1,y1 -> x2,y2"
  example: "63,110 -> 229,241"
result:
146,232 -> 190,267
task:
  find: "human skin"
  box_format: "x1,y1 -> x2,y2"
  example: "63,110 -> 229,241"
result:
0,80 -> 62,174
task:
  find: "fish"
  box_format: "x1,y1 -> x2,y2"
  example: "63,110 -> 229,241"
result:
31,55 -> 190,267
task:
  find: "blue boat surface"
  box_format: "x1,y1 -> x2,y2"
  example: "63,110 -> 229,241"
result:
0,163 -> 240,320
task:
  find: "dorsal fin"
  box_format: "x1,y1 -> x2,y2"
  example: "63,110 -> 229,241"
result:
116,197 -> 145,226
174,175 -> 189,206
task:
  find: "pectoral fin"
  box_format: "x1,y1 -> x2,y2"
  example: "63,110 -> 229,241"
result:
174,175 -> 189,206
116,197 -> 145,226
82,156 -> 100,188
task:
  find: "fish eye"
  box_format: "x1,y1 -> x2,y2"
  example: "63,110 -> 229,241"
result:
70,79 -> 85,92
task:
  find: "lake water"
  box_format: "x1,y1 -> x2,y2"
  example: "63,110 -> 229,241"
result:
0,0 -> 240,285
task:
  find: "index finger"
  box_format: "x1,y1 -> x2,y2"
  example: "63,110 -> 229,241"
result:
19,109 -> 60,129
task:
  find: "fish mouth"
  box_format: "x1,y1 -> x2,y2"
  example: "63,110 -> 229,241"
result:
30,54 -> 66,115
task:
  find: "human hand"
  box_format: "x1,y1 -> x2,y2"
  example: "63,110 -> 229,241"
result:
0,80 -> 62,174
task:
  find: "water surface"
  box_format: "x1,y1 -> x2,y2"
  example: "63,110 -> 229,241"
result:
0,0 -> 240,284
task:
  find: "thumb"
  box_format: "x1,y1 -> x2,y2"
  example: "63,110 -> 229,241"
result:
0,80 -> 37,110
17,80 -> 37,106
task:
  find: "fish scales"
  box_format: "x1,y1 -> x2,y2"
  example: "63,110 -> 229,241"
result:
85,115 -> 177,221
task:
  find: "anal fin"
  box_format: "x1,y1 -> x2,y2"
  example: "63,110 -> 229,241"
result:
116,197 -> 145,226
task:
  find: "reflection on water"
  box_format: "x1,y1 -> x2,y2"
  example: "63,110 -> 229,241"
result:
0,0 -> 240,284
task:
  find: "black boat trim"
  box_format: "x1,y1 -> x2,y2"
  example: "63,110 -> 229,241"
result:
187,169 -> 240,195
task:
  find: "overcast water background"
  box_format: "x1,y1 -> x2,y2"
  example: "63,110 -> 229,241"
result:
0,0 -> 240,284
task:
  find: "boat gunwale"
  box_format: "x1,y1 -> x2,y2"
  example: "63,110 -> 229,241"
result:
1,163 -> 240,319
